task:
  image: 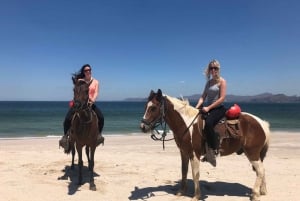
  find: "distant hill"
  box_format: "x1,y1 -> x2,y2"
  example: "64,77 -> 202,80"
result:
124,93 -> 300,103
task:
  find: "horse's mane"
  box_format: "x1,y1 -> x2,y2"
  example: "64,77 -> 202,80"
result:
165,95 -> 199,117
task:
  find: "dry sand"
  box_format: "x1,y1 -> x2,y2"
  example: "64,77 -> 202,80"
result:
0,131 -> 299,201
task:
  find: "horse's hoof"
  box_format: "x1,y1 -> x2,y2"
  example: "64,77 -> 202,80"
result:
260,186 -> 267,195
191,197 -> 200,201
176,191 -> 184,196
251,194 -> 260,201
90,183 -> 96,191
260,191 -> 267,195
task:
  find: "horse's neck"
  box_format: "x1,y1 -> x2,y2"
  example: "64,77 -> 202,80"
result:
76,109 -> 93,121
164,104 -> 187,134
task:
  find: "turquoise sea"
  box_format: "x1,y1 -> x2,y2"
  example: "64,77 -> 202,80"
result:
0,101 -> 299,138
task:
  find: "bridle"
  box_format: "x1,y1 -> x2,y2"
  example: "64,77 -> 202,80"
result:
141,96 -> 173,149
72,82 -> 93,124
142,95 -> 201,150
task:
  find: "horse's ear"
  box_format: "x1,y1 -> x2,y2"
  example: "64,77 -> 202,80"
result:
148,90 -> 155,101
72,76 -> 76,85
77,78 -> 86,85
156,89 -> 162,102
157,89 -> 162,97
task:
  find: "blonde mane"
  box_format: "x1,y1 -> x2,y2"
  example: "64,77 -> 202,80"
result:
165,95 -> 199,117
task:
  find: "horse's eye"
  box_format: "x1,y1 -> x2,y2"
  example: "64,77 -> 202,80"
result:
151,107 -> 157,112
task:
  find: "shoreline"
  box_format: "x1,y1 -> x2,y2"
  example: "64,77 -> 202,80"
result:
0,132 -> 150,140
0,129 -> 299,141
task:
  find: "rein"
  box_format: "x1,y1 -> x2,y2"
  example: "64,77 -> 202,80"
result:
150,121 -> 173,150
73,105 -> 94,124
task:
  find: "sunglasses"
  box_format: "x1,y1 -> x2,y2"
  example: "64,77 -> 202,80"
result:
84,69 -> 91,73
209,67 -> 219,71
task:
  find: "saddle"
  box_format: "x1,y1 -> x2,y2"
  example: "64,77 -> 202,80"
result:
200,104 -> 243,164
201,104 -> 243,149
214,117 -> 242,139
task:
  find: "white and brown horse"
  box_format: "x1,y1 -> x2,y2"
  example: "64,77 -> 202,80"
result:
140,89 -> 270,201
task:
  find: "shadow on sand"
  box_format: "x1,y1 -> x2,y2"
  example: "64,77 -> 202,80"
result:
128,179 -> 251,200
57,165 -> 100,195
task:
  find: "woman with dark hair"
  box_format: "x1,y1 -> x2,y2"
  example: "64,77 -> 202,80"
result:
59,64 -> 105,150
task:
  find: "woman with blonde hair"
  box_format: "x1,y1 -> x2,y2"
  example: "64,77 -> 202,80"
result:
195,59 -> 227,166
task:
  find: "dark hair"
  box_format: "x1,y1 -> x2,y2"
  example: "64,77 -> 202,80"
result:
72,64 -> 92,80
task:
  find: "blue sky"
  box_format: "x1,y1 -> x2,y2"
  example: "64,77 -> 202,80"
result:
1,0 -> 299,101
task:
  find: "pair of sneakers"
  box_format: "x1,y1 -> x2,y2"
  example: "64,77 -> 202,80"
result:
201,143 -> 218,167
59,135 -> 70,152
97,135 -> 105,146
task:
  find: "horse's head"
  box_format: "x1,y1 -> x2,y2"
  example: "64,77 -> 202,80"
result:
72,78 -> 91,110
140,89 -> 165,133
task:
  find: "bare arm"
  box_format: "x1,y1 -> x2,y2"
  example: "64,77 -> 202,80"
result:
89,80 -> 99,103
195,91 -> 207,109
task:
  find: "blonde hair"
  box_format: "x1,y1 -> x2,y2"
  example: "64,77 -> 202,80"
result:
204,59 -> 221,82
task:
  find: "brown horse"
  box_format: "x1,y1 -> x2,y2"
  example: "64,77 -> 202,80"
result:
140,89 -> 270,201
67,78 -> 99,190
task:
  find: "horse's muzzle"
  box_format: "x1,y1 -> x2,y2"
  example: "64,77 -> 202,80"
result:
140,119 -> 151,133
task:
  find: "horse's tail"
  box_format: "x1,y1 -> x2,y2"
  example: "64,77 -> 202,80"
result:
260,120 -> 271,162
260,139 -> 269,162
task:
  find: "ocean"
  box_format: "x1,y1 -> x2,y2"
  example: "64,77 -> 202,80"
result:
0,101 -> 299,138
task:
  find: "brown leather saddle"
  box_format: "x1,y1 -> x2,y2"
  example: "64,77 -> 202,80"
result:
214,117 -> 242,139
200,115 -> 243,157
199,104 -> 243,156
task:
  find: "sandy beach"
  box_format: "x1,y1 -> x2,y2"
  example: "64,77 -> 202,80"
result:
0,131 -> 299,201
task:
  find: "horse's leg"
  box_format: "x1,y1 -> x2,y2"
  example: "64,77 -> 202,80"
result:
190,156 -> 201,201
250,160 -> 265,201
260,173 -> 267,195
76,145 -> 83,185
85,146 -> 91,170
89,146 -> 96,191
177,150 -> 189,196
71,146 -> 76,170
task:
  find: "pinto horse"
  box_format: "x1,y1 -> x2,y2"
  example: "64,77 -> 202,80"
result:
67,78 -> 99,190
140,89 -> 270,201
